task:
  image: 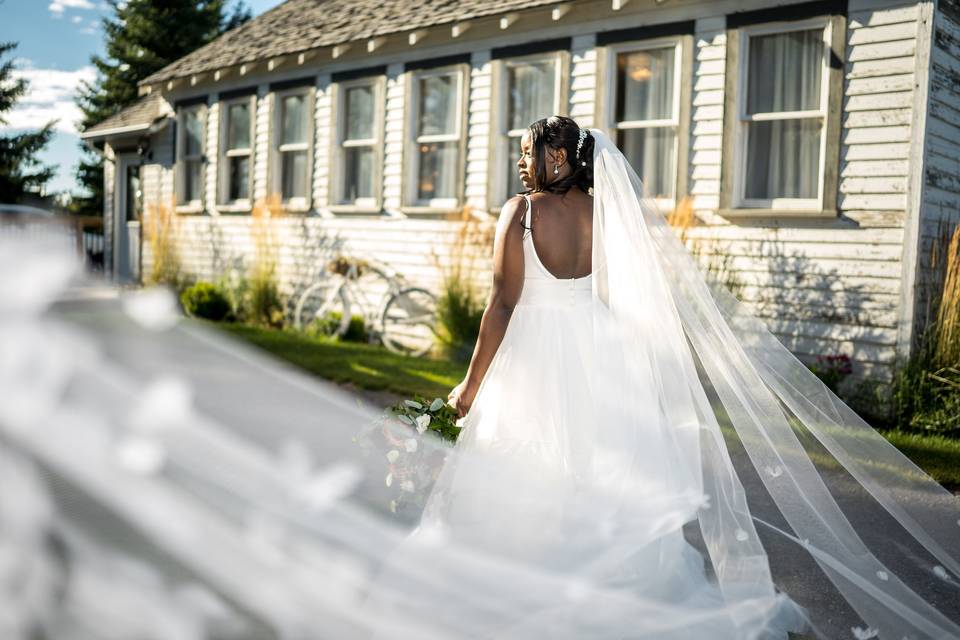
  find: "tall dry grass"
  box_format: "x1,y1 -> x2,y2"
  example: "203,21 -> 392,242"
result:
932,223 -> 960,367
143,199 -> 183,288
429,205 -> 496,361
247,194 -> 286,327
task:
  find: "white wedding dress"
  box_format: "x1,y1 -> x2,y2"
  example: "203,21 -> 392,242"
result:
366,193 -> 808,639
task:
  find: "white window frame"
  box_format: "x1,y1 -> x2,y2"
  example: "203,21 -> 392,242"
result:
603,37 -> 684,212
175,103 -> 207,212
493,51 -> 567,207
733,17 -> 832,211
217,94 -> 256,211
329,76 -> 385,212
270,85 -> 315,212
404,65 -> 467,211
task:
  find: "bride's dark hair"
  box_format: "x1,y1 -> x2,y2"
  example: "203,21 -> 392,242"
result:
523,115 -> 594,196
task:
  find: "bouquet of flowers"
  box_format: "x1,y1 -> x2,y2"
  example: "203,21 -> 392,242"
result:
352,395 -> 463,515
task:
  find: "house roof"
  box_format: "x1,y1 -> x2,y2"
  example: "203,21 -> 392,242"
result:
141,0 -> 564,85
80,93 -> 167,139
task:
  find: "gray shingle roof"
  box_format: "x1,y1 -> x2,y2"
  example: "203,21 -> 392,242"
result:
81,93 -> 166,138
141,0 -> 564,85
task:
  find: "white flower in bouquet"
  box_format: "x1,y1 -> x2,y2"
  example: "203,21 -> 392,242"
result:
414,414 -> 431,434
386,449 -> 400,463
404,438 -> 418,452
400,479 -> 416,493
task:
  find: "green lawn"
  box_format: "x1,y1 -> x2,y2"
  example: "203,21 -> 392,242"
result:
212,321 -> 467,399
212,322 -> 959,491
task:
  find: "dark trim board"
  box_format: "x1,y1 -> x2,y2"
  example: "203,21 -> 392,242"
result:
173,95 -> 208,109
268,76 -> 316,92
218,86 -> 258,101
491,37 -> 572,60
332,65 -> 388,83
726,0 -> 848,28
596,20 -> 695,46
403,53 -> 472,72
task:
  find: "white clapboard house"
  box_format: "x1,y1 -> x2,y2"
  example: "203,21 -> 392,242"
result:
81,0 -> 960,386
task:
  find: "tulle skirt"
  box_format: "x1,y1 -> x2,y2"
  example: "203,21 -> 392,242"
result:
364,288 -> 808,639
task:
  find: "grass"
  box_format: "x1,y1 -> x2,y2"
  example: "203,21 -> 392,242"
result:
212,321 -> 959,491
212,321 -> 467,399
878,429 -> 960,490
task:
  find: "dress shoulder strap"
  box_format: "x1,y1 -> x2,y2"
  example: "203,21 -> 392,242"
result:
520,193 -> 532,232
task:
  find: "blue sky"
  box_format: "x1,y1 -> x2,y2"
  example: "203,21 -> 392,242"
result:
0,0 -> 283,196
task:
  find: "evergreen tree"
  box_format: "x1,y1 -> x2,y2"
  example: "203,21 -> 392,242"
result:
73,0 -> 252,215
0,42 -> 55,203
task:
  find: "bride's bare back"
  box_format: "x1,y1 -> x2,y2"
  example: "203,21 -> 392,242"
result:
524,190 -> 593,280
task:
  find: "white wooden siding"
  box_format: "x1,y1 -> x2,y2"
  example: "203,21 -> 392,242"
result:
466,51 -> 493,213
382,62 -> 405,213
569,33 -> 598,127
126,0 -> 938,387
313,73 -> 333,212
913,0 -> 960,334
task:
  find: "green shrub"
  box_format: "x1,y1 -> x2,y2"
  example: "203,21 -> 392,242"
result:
180,281 -> 231,321
435,275 -> 484,362
305,311 -> 369,343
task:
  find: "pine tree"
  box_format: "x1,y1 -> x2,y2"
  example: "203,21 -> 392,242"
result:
0,42 -> 55,203
73,0 -> 252,215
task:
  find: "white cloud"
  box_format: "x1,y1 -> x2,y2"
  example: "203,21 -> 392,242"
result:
1,65 -> 97,134
71,15 -> 83,23
49,0 -> 96,16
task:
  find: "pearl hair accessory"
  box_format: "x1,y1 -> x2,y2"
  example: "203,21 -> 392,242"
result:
575,128 -> 588,166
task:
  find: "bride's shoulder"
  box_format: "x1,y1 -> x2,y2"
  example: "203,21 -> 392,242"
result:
498,195 -> 528,230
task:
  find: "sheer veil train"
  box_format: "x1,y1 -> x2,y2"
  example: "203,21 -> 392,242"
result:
584,126 -> 960,638
0,127 -> 958,639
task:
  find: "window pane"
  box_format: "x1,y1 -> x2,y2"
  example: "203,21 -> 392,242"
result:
345,85 -> 374,140
125,165 -> 142,222
617,127 -> 677,199
184,109 -> 203,156
281,150 -> 308,199
281,94 -> 307,145
417,141 -> 457,200
226,102 -> 250,150
744,118 -> 822,199
616,48 -> 676,123
418,74 -> 457,136
185,159 -> 203,202
747,29 -> 822,114
343,146 -> 374,201
229,156 -> 250,201
507,60 -> 556,131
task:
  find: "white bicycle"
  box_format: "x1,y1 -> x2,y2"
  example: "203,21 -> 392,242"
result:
293,255 -> 438,358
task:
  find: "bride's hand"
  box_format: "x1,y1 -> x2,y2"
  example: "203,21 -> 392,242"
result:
447,381 -> 476,418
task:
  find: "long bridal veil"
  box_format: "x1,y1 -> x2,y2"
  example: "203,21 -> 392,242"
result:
0,127 -> 957,639
587,127 -> 960,638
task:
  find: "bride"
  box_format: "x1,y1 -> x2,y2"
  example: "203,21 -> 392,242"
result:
367,115 -> 960,639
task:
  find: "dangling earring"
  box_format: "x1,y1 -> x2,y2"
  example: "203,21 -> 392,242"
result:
553,164 -> 559,175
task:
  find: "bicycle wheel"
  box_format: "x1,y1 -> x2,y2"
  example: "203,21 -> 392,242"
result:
294,278 -> 350,337
380,287 -> 438,357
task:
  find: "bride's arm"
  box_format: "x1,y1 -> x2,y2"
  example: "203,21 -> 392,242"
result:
448,196 -> 526,417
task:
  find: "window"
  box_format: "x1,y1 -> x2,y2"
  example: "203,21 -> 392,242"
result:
734,20 -> 831,210
218,96 -> 255,207
272,87 -> 314,210
408,67 -> 464,208
499,54 -> 564,202
333,78 -> 381,208
609,42 -> 682,203
176,104 -> 206,208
